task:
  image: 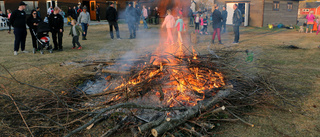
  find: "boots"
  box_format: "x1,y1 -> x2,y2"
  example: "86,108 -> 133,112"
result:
82,36 -> 87,40
219,40 -> 223,44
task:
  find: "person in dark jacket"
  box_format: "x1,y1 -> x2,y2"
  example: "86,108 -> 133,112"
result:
27,9 -> 42,53
211,5 -> 223,44
126,2 -> 137,39
154,7 -> 160,25
135,5 -> 141,30
188,7 -> 194,26
232,4 -> 242,44
221,6 -> 228,33
96,5 -> 100,22
106,2 -> 120,39
73,6 -> 78,21
10,2 -> 28,55
67,7 -> 75,17
36,7 -> 41,18
49,7 -> 64,51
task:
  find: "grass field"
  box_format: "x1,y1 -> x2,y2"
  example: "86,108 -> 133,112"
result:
0,23 -> 319,136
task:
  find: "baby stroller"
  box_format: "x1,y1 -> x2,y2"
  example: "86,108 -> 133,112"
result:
32,22 -> 53,54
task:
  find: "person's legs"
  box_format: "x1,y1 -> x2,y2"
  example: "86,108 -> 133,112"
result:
177,31 -> 182,43
217,28 -> 221,41
14,28 -> 21,52
72,36 -> 76,48
168,28 -> 173,44
143,17 -> 148,29
212,28 -> 217,43
30,30 -> 37,49
204,25 -> 208,34
58,32 -> 63,50
310,24 -> 313,33
306,24 -> 309,33
114,22 -> 120,38
109,23 -> 114,39
21,29 -> 27,51
233,25 -> 240,43
52,30 -> 58,49
74,36 -> 81,47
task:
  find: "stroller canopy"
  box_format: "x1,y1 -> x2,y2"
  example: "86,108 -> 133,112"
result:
37,22 -> 51,33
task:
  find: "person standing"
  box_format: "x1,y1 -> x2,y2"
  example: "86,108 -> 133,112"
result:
49,7 -> 64,51
306,11 -> 315,33
135,5 -> 141,30
69,20 -> 84,50
36,7 -> 41,18
96,5 -> 100,22
47,6 -> 53,15
142,5 -> 148,29
147,7 -> 152,24
125,2 -> 137,39
154,7 -> 160,25
73,6 -> 78,21
194,13 -> 200,33
106,2 -> 121,40
10,2 -> 28,55
188,7 -> 194,26
77,6 -> 90,40
232,4 -> 242,44
27,9 -> 42,53
221,6 -> 228,33
6,9 -> 12,34
211,5 -> 223,44
67,7 -> 74,18
161,9 -> 175,45
175,15 -> 185,44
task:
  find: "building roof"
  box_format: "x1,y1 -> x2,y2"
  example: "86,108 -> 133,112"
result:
305,2 -> 320,8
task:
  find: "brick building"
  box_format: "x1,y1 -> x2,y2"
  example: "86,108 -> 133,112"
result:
0,0 -> 190,20
214,0 -> 302,27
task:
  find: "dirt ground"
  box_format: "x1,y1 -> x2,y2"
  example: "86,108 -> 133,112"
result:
0,23 -> 319,136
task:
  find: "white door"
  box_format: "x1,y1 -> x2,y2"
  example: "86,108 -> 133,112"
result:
226,3 -> 236,25
244,3 -> 249,26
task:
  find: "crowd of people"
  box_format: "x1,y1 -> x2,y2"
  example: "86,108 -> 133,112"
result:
188,4 -> 242,44
3,1 -> 244,56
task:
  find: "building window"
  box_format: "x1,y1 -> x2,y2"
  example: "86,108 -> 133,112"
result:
303,9 -> 310,12
287,2 -> 293,11
273,1 -> 280,11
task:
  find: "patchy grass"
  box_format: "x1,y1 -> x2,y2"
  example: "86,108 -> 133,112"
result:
0,23 -> 320,136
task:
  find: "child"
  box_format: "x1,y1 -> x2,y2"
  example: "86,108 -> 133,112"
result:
201,13 -> 209,35
199,14 -> 204,34
194,13 -> 200,33
161,9 -> 175,45
67,15 -> 73,25
175,15 -> 185,44
69,20 -> 85,49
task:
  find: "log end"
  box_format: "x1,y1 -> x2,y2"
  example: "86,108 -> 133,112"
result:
151,129 -> 158,137
166,118 -> 171,122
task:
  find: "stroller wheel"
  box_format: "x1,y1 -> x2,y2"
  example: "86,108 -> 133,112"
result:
40,50 -> 44,54
49,50 -> 53,53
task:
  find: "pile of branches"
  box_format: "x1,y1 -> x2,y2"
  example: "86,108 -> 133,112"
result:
0,50 -> 271,137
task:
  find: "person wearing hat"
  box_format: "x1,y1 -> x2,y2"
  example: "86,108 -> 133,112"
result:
49,7 -> 64,51
77,6 -> 90,40
10,2 -> 28,55
106,2 -> 121,39
125,2 -> 137,39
